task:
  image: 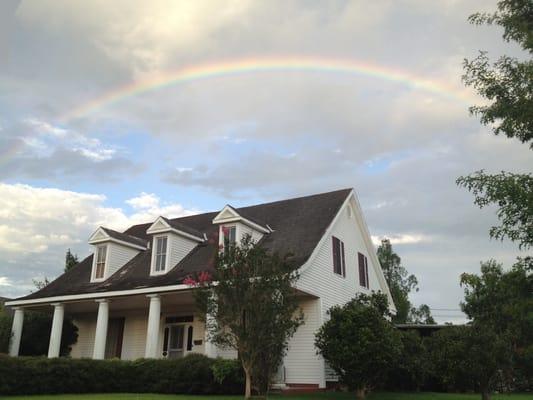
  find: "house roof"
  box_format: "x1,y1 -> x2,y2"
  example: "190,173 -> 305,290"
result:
160,216 -> 205,240
99,227 -> 149,248
16,188 -> 352,301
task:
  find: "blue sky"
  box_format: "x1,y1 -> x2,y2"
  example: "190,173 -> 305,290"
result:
0,0 -> 530,323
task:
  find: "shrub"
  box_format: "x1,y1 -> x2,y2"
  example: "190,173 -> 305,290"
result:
0,353 -> 244,396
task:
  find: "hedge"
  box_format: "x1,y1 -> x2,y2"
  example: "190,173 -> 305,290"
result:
0,353 -> 244,396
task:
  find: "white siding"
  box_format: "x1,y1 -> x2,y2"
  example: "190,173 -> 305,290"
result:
284,297 -> 323,385
121,312 -> 148,360
70,316 -> 96,358
106,243 -> 140,278
168,233 -> 197,269
291,195 -> 389,385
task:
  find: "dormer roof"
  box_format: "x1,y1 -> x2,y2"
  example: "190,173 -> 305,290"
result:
213,204 -> 270,233
88,227 -> 148,250
146,216 -> 204,242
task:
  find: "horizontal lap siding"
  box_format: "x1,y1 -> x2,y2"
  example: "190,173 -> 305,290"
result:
107,243 -> 140,277
295,197 -> 387,384
121,312 -> 148,360
70,316 -> 96,358
169,233 -> 197,268
284,297 -> 322,385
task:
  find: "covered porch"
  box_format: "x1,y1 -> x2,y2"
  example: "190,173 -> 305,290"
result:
7,289 -> 215,360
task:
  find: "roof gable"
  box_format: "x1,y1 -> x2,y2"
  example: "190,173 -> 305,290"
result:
88,227 -> 147,250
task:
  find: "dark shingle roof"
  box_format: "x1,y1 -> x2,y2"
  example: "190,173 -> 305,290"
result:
17,188 -> 352,301
160,217 -> 204,240
100,227 -> 148,248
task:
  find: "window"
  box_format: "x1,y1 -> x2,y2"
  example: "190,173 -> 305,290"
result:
222,225 -> 236,245
332,236 -> 346,277
95,245 -> 107,279
155,236 -> 168,272
358,252 -> 369,288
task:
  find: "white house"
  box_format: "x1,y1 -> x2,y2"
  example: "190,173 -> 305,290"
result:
6,188 -> 395,389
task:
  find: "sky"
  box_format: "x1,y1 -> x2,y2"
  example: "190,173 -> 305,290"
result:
0,0 -> 530,323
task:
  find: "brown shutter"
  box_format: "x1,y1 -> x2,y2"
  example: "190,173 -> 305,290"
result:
358,252 -> 364,286
364,256 -> 369,288
341,241 -> 346,277
332,237 -> 338,273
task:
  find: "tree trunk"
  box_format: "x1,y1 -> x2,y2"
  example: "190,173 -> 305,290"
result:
481,390 -> 491,400
355,387 -> 365,399
244,366 -> 252,399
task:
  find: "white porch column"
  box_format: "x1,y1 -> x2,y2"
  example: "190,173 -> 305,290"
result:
144,294 -> 161,358
92,299 -> 109,360
8,308 -> 24,356
48,303 -> 64,358
204,311 -> 217,358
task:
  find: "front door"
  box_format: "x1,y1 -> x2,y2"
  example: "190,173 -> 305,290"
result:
164,325 -> 185,359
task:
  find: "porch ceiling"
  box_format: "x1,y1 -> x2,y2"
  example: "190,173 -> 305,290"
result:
21,290 -> 197,315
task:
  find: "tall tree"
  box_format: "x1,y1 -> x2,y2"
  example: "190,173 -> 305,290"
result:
458,0 -> 533,249
190,234 -> 303,399
65,248 -> 79,272
460,258 -> 533,390
377,239 -> 434,323
315,293 -> 401,399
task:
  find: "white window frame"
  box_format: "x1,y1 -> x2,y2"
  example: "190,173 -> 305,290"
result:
219,224 -> 238,250
92,244 -> 108,282
151,234 -> 170,275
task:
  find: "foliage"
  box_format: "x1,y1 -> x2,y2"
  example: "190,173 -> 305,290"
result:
409,304 -> 436,325
65,249 -> 79,272
459,0 -> 533,250
460,258 -> 533,390
315,293 -> 402,399
463,0 -> 533,146
0,353 -> 244,396
32,277 -> 51,291
456,172 -> 533,249
18,311 -> 78,356
377,239 -> 434,324
384,330 -> 431,392
210,358 -> 244,386
427,325 -> 513,400
191,234 -> 303,398
0,303 -> 11,353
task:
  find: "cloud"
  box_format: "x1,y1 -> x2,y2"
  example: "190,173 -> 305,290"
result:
0,118 -> 141,181
0,183 -> 197,298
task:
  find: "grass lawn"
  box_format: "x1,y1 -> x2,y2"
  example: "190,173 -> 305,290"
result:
3,393 -> 531,400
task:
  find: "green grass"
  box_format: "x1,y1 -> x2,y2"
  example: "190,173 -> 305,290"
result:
3,393 -> 532,400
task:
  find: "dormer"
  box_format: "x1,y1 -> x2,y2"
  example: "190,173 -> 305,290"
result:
88,227 -> 148,283
146,216 -> 204,276
212,205 -> 270,248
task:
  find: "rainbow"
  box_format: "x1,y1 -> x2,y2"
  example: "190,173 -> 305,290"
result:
60,56 -> 472,121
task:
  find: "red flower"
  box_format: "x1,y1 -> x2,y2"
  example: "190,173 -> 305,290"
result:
198,271 -> 212,283
183,276 -> 197,286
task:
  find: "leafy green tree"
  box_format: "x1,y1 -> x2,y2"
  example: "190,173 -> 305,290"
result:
377,239 -> 434,324
315,293 -> 401,399
459,0 -> 533,249
428,325 -> 513,400
0,303 -> 12,354
191,234 -> 303,399
65,249 -> 79,272
461,258 -> 533,389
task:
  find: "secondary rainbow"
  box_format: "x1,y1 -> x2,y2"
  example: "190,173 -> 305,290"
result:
61,56 -> 472,121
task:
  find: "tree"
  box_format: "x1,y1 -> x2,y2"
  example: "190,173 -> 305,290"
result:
190,234 -> 303,398
315,292 -> 401,399
461,258 -> 533,390
428,325 -> 513,400
65,249 -> 79,272
32,277 -> 50,291
377,239 -> 434,324
459,0 -> 533,249
0,303 -> 12,354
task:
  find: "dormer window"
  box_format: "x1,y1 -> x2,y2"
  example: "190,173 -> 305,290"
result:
94,245 -> 107,280
155,236 -> 168,272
